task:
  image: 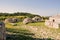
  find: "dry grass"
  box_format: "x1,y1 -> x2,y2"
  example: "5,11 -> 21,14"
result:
6,22 -> 60,40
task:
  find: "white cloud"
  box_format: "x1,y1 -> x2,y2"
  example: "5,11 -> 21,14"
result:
0,6 -> 60,16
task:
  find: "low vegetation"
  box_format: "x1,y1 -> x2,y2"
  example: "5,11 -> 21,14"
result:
0,12 -> 59,40
5,22 -> 60,40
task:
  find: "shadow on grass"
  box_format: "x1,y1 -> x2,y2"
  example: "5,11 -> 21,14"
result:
6,28 -> 54,40
6,34 -> 54,40
6,34 -> 34,40
6,32 -> 54,40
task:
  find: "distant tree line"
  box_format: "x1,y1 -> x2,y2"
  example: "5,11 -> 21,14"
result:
0,12 -> 49,21
0,12 -> 41,18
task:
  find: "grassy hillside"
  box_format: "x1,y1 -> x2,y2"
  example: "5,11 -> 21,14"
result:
0,12 -> 59,40
6,22 -> 60,40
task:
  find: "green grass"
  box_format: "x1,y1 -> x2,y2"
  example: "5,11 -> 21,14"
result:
6,21 -> 60,40
27,22 -> 45,26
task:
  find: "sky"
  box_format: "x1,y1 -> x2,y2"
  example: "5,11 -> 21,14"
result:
0,0 -> 60,16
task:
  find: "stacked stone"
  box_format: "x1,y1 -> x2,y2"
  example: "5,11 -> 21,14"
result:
0,21 -> 6,40
4,18 -> 12,23
23,16 -> 42,24
23,18 -> 32,24
32,16 -> 42,22
5,18 -> 20,23
45,14 -> 60,28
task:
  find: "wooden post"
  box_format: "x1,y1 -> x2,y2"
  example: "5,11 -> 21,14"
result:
0,21 -> 6,40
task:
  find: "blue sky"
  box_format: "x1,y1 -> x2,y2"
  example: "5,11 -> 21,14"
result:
0,0 -> 60,16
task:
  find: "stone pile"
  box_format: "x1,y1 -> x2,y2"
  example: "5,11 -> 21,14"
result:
23,18 -> 32,24
32,16 -> 42,22
23,16 -> 42,24
5,18 -> 20,23
0,21 -> 6,40
45,14 -> 60,28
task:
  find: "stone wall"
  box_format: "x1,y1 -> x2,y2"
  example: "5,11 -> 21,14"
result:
45,17 -> 60,28
0,21 -> 6,40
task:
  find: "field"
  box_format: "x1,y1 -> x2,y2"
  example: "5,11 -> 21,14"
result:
0,5 -> 59,40
5,21 -> 60,40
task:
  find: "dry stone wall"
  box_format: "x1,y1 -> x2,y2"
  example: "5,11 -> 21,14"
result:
45,15 -> 60,28
0,21 -> 6,40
